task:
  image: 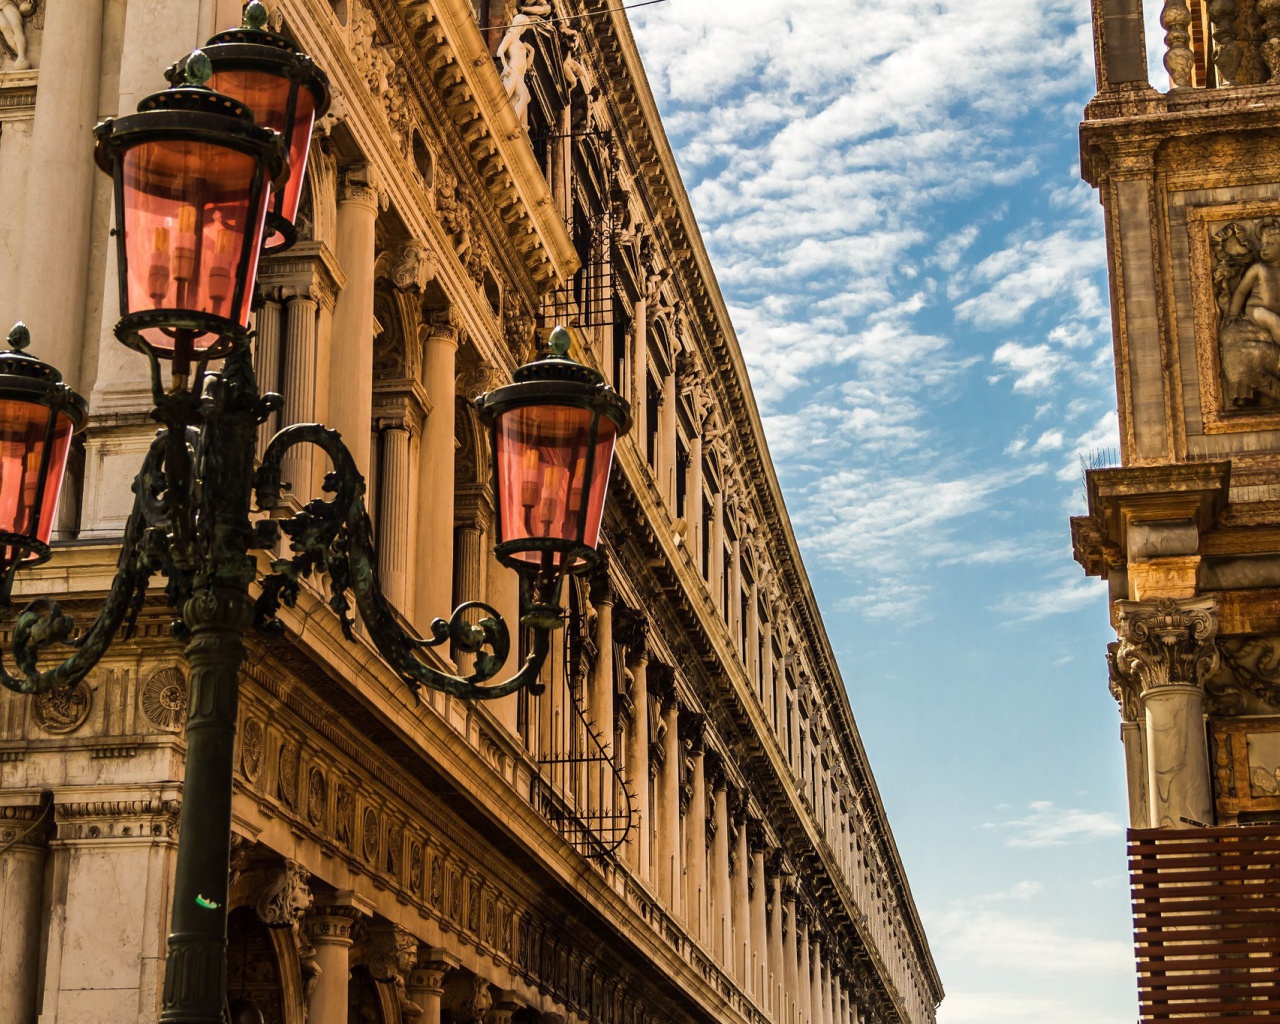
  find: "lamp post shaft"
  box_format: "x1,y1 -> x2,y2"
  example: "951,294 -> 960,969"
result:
160,587 -> 252,1024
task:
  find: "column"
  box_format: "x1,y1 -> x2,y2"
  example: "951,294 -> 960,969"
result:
711,492 -> 725,613
624,635 -> 651,880
747,581 -> 761,692
1114,597 -> 1217,828
281,289 -> 320,499
451,517 -> 484,673
329,164 -> 380,477
656,685 -> 682,914
632,297 -> 648,453
0,797 -> 48,1024
749,826 -> 768,1002
731,802 -> 751,987
306,895 -> 371,1024
254,294 -> 284,456
729,536 -> 742,651
767,867 -> 784,1021
682,713 -> 708,943
406,947 -> 461,1024
14,0 -> 105,390
660,369 -> 677,504
416,310 -> 459,635
797,912 -> 812,1024
589,574 -> 615,815
783,884 -> 799,1024
378,421 -> 415,613
688,435 -> 704,565
708,755 -> 730,965
762,616 -> 775,723
829,962 -> 840,1024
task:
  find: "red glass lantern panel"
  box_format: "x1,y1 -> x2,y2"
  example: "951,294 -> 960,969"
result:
494,405 -> 617,567
121,138 -> 269,352
0,400 -> 74,552
207,68 -> 317,248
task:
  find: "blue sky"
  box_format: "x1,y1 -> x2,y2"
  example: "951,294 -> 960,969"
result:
629,2 -> 1166,1021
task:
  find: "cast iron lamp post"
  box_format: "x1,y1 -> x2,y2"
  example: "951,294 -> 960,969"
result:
0,6 -> 630,1023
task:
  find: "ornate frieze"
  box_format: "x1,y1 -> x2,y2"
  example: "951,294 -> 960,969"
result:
53,797 -> 180,843
0,801 -> 48,849
1113,597 -> 1219,692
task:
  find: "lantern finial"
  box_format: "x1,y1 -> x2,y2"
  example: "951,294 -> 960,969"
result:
548,325 -> 571,356
242,1 -> 269,30
183,49 -> 213,87
7,323 -> 30,353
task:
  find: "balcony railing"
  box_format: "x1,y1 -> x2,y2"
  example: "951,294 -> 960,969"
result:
1163,0 -> 1280,89
1130,824 -> 1280,1021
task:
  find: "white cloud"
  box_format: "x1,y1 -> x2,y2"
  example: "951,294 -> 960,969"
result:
986,801 -> 1125,847
993,572 -> 1106,622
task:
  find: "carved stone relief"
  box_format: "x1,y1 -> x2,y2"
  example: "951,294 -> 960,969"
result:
0,0 -> 38,71
141,666 -> 188,731
1113,597 -> 1219,692
279,741 -> 301,808
241,720 -> 265,782
256,859 -> 314,929
1207,215 -> 1280,408
307,766 -> 328,828
363,807 -> 380,863
1210,635 -> 1280,715
33,679 -> 91,734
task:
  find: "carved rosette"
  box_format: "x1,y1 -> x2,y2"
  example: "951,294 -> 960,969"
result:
33,679 -> 91,734
1113,597 -> 1219,693
141,666 -> 188,731
241,719 -> 265,782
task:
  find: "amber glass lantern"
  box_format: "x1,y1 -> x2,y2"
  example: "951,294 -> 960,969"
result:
0,324 -> 88,596
93,51 -> 285,373
174,1 -> 331,254
476,328 -> 631,577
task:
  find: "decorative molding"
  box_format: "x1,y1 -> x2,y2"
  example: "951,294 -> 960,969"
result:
140,666 -> 187,732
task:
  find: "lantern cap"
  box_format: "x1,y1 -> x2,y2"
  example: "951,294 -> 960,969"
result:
167,3 -> 333,118
134,49 -> 261,124
0,323 -> 88,430
477,326 -> 632,436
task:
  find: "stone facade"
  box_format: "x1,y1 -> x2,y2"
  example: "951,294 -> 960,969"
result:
1076,0 -> 1280,948
0,3 -> 940,1024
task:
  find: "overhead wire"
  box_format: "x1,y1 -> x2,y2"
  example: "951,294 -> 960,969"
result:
486,0 -> 670,33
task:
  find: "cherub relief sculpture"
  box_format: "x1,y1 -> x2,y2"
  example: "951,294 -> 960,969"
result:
0,0 -> 35,71
1212,216 -> 1280,407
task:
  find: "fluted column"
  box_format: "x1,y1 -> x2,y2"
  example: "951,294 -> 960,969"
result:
416,310 -> 459,636
660,369 -> 677,504
747,581 -> 761,692
633,296 -> 648,454
622,628 -> 651,880
731,802 -> 751,987
798,913 -> 812,1024
711,492 -> 725,613
254,294 -> 284,456
708,756 -> 730,965
378,421 -> 415,613
729,535 -> 743,652
656,685 -> 682,914
329,164 -> 381,477
682,713 -> 708,943
749,827 -> 768,1001
688,434 -> 704,567
783,884 -> 799,1024
767,867 -> 784,1020
14,0 -> 104,390
1114,597 -> 1217,828
306,896 -> 370,1024
0,799 -> 48,1024
406,947 -> 461,1024
281,289 -> 320,498
590,573 -> 615,815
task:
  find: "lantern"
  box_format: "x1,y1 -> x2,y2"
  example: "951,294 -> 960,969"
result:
475,328 -> 631,578
0,324 -> 88,595
174,1 -> 331,254
93,50 -> 285,374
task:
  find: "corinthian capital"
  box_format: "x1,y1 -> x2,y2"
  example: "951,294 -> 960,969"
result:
1114,596 -> 1218,693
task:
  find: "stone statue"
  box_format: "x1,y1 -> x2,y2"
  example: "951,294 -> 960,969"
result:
0,0 -> 35,71
1212,216 -> 1280,407
496,16 -> 536,127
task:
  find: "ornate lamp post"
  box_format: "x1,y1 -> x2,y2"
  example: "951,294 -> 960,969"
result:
0,6 -> 629,1024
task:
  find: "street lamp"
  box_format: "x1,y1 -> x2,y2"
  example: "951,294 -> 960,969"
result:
0,6 -> 629,1024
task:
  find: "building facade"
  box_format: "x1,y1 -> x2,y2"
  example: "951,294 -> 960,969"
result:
0,3 -> 941,1024
1076,1 -> 1280,1018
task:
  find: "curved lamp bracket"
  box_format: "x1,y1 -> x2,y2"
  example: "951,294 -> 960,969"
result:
254,423 -> 551,701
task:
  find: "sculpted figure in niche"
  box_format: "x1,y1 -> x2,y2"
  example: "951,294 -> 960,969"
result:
1212,216 -> 1280,407
0,0 -> 34,70
496,4 -> 551,128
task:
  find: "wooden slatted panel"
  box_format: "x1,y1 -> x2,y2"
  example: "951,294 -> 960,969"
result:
1130,826 -> 1280,1021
